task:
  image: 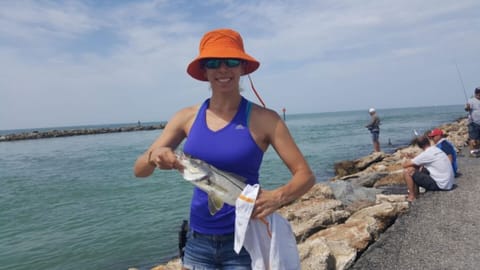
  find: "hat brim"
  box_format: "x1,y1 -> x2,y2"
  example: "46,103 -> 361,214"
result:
187,50 -> 260,81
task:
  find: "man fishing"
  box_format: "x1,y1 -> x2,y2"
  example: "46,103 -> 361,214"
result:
366,108 -> 381,152
465,87 -> 480,157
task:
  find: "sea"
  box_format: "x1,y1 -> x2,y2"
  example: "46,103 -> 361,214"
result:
0,104 -> 466,270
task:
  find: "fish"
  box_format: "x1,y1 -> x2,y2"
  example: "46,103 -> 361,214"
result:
175,151 -> 247,215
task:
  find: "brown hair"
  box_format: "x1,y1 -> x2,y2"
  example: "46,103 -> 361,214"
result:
413,135 -> 431,149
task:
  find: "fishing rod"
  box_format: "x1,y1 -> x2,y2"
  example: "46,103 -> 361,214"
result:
454,61 -> 469,102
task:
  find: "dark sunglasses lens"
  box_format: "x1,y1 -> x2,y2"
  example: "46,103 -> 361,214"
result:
204,59 -> 221,69
225,59 -> 241,67
204,59 -> 242,69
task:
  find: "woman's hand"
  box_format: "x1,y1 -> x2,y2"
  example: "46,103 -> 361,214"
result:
149,147 -> 183,170
251,189 -> 283,219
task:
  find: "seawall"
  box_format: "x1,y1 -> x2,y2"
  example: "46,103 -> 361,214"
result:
0,124 -> 166,142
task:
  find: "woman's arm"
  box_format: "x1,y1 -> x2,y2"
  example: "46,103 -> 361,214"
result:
133,106 -> 196,177
249,107 -> 315,219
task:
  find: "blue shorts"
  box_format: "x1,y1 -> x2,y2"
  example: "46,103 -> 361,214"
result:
182,230 -> 251,270
371,131 -> 379,142
468,122 -> 480,140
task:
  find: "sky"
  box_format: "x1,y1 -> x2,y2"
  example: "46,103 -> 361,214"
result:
1,0 -> 479,130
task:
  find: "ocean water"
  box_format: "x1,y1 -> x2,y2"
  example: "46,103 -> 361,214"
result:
0,105 -> 466,270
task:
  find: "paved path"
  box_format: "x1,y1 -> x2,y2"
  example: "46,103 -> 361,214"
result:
351,147 -> 480,270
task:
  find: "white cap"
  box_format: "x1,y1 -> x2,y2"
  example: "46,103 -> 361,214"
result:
369,108 -> 376,113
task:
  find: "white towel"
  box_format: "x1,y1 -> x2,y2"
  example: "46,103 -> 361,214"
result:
235,184 -> 301,270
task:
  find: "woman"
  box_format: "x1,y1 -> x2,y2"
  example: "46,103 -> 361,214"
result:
134,28 -> 315,269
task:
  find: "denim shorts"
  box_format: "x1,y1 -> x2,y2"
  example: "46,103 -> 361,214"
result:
468,122 -> 480,140
182,230 -> 252,270
371,131 -> 379,142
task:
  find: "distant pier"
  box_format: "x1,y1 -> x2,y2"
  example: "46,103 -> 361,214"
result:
0,123 -> 166,142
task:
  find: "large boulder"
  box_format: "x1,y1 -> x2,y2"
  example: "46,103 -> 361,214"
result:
334,152 -> 385,177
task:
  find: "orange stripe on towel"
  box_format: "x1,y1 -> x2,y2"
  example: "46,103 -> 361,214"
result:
259,217 -> 272,238
238,194 -> 255,203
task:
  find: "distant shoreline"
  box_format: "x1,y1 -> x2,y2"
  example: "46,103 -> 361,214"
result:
0,123 -> 166,142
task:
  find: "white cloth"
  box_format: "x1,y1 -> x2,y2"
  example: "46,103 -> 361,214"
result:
234,184 -> 301,270
412,146 -> 455,189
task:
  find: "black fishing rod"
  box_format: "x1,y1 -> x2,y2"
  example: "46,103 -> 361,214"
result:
454,61 -> 469,102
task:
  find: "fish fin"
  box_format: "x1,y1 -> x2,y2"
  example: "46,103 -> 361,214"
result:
207,193 -> 224,215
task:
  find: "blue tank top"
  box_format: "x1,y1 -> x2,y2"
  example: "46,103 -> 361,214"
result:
183,97 -> 264,234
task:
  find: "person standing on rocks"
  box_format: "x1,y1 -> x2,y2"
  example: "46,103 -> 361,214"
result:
365,108 -> 381,152
427,128 -> 460,177
402,135 -> 455,202
465,87 -> 480,157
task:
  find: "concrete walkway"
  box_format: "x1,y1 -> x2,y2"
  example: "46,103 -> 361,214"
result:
351,147 -> 480,270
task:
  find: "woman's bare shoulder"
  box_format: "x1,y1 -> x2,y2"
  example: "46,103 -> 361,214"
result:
166,104 -> 201,129
250,103 -> 280,120
249,103 -> 282,132
172,104 -> 200,119
252,103 -> 279,118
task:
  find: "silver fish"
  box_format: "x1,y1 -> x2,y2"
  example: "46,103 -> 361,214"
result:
176,151 -> 247,215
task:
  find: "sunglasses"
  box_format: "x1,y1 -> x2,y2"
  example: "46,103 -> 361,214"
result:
202,58 -> 242,69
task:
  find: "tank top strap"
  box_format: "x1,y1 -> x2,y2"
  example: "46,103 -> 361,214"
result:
198,99 -> 210,116
231,97 -> 253,127
245,99 -> 253,127
194,99 -> 211,129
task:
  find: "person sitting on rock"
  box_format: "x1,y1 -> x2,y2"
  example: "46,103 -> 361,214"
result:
427,128 -> 460,177
402,135 -> 455,202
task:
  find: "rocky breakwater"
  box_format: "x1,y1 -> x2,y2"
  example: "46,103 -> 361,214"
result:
148,117 -> 468,270
0,123 -> 166,142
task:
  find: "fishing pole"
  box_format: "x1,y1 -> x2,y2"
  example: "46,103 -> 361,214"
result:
454,61 -> 469,102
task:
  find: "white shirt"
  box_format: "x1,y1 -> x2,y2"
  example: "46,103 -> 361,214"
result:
412,146 -> 455,189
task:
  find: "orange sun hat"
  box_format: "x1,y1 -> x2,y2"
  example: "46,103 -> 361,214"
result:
187,28 -> 260,81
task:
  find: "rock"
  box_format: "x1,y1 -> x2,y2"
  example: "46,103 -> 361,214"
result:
344,172 -> 389,187
354,152 -> 385,170
326,181 -> 381,205
346,201 -> 409,240
334,160 -> 358,177
298,238 -> 333,270
299,237 -> 356,270
150,258 -> 181,270
311,218 -> 372,251
300,198 -> 408,270
334,152 -> 386,177
278,184 -> 349,242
